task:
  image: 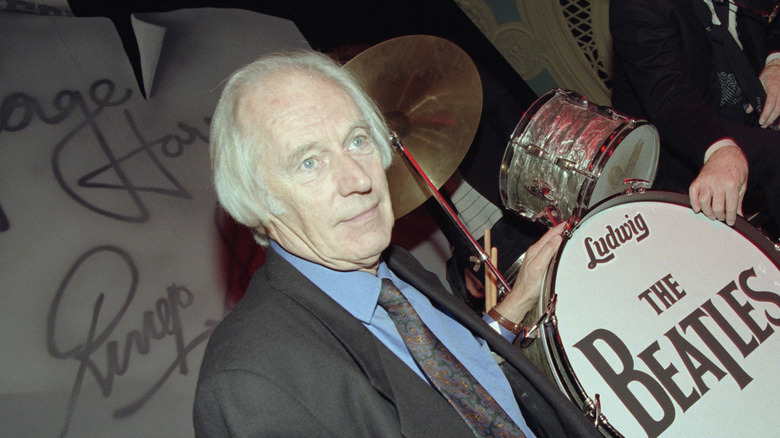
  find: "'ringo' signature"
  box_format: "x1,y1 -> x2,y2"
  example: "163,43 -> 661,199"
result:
47,245 -> 219,437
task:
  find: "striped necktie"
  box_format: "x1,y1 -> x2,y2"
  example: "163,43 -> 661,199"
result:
378,278 -> 526,437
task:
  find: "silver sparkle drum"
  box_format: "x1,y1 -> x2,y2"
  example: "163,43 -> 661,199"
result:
500,89 -> 660,226
520,190 -> 780,437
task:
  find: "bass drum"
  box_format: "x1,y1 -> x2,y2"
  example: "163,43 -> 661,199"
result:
521,190 -> 780,437
500,88 -> 659,226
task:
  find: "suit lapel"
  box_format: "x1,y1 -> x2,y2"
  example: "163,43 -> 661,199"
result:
263,248 -> 394,399
263,247 -> 473,437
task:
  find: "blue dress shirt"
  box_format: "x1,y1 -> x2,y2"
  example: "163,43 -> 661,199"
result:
271,241 -> 536,438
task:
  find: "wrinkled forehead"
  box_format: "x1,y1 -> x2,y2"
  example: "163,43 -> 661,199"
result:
238,70 -> 356,136
237,70 -> 364,165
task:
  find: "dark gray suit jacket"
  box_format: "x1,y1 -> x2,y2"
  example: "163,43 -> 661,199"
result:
193,245 -> 601,437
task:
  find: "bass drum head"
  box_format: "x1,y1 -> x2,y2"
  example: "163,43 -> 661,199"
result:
543,190 -> 780,437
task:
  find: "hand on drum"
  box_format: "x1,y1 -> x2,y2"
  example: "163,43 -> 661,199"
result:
689,145 -> 748,226
492,222 -> 565,325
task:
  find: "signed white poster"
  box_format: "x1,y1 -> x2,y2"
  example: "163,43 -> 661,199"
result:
0,9 -> 308,437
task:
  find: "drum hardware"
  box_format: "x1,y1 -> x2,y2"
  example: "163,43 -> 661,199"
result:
525,179 -> 556,202
389,131 -> 511,297
582,394 -> 602,427
592,395 -> 602,427
553,157 -> 598,179
584,394 -> 621,436
539,206 -> 564,227
523,143 -> 547,158
593,105 -> 622,121
562,89 -> 588,107
621,178 -> 651,193
516,293 -> 557,348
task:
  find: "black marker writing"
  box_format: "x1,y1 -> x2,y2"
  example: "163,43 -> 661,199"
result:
47,245 -> 216,437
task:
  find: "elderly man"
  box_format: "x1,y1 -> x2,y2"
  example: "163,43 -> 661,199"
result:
194,51 -> 600,437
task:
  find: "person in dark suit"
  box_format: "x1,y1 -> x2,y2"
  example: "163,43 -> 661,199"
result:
610,0 -> 780,237
193,51 -> 601,437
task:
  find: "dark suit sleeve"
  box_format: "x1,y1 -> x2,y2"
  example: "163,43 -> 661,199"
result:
609,0 -> 729,164
194,369 -> 335,438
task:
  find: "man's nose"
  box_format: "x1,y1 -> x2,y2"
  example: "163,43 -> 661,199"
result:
335,154 -> 372,196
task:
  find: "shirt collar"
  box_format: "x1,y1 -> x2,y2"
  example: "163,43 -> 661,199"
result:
270,240 -> 390,323
704,0 -> 742,47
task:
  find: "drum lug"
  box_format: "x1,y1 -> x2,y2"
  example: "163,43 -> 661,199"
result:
535,205 -> 563,227
583,394 -> 603,426
554,157 -> 596,179
517,294 -> 557,348
594,105 -> 626,122
563,89 -> 588,107
623,178 -> 652,193
522,142 -> 547,158
525,179 -> 556,202
516,316 -> 543,348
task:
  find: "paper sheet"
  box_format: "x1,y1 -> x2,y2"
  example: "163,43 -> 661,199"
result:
0,9 -> 307,437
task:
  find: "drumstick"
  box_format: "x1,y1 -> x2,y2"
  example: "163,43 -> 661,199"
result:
489,246 -> 498,310
484,229 -> 495,313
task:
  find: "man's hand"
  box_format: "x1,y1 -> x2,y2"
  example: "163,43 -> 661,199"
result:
492,223 -> 565,323
758,64 -> 780,127
463,269 -> 484,299
689,145 -> 748,226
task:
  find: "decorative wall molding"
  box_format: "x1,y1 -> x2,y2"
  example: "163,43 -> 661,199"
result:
455,0 -> 613,106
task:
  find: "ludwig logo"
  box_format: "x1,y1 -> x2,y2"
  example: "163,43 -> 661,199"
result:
584,213 -> 650,269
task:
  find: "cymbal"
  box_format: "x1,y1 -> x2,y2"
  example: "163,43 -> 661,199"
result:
343,35 -> 483,219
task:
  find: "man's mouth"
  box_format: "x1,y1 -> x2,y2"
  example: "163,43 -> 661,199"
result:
342,202 -> 379,224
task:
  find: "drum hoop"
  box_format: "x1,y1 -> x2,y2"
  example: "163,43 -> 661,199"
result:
537,189 -> 778,434
540,319 -> 625,437
499,88 -> 565,211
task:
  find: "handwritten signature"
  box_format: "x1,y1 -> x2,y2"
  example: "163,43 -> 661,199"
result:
47,245 -> 219,437
0,78 -> 209,227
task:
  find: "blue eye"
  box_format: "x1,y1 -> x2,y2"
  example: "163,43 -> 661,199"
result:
350,135 -> 370,150
301,158 -> 316,170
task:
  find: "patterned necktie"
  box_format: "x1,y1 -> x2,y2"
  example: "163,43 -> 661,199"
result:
377,278 -> 526,438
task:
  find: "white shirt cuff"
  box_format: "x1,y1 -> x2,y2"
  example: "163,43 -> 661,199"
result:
703,138 -> 738,163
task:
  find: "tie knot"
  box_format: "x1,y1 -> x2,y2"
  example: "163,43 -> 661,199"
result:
378,278 -> 406,308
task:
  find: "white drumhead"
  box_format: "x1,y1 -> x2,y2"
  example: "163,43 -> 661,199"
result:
548,192 -> 780,437
590,124 -> 659,206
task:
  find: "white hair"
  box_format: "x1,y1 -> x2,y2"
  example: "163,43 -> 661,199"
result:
209,51 -> 393,246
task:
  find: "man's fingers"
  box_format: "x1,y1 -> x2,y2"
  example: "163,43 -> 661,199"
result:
725,194 -> 739,226
689,185 -> 702,213
524,222 -> 565,260
711,193 -> 726,222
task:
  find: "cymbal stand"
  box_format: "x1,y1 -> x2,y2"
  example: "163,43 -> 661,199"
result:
390,132 -> 511,297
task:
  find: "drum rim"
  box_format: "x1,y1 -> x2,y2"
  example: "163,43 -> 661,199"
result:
536,189 -> 779,434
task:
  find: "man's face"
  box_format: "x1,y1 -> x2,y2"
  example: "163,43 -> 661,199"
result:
241,71 -> 394,273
